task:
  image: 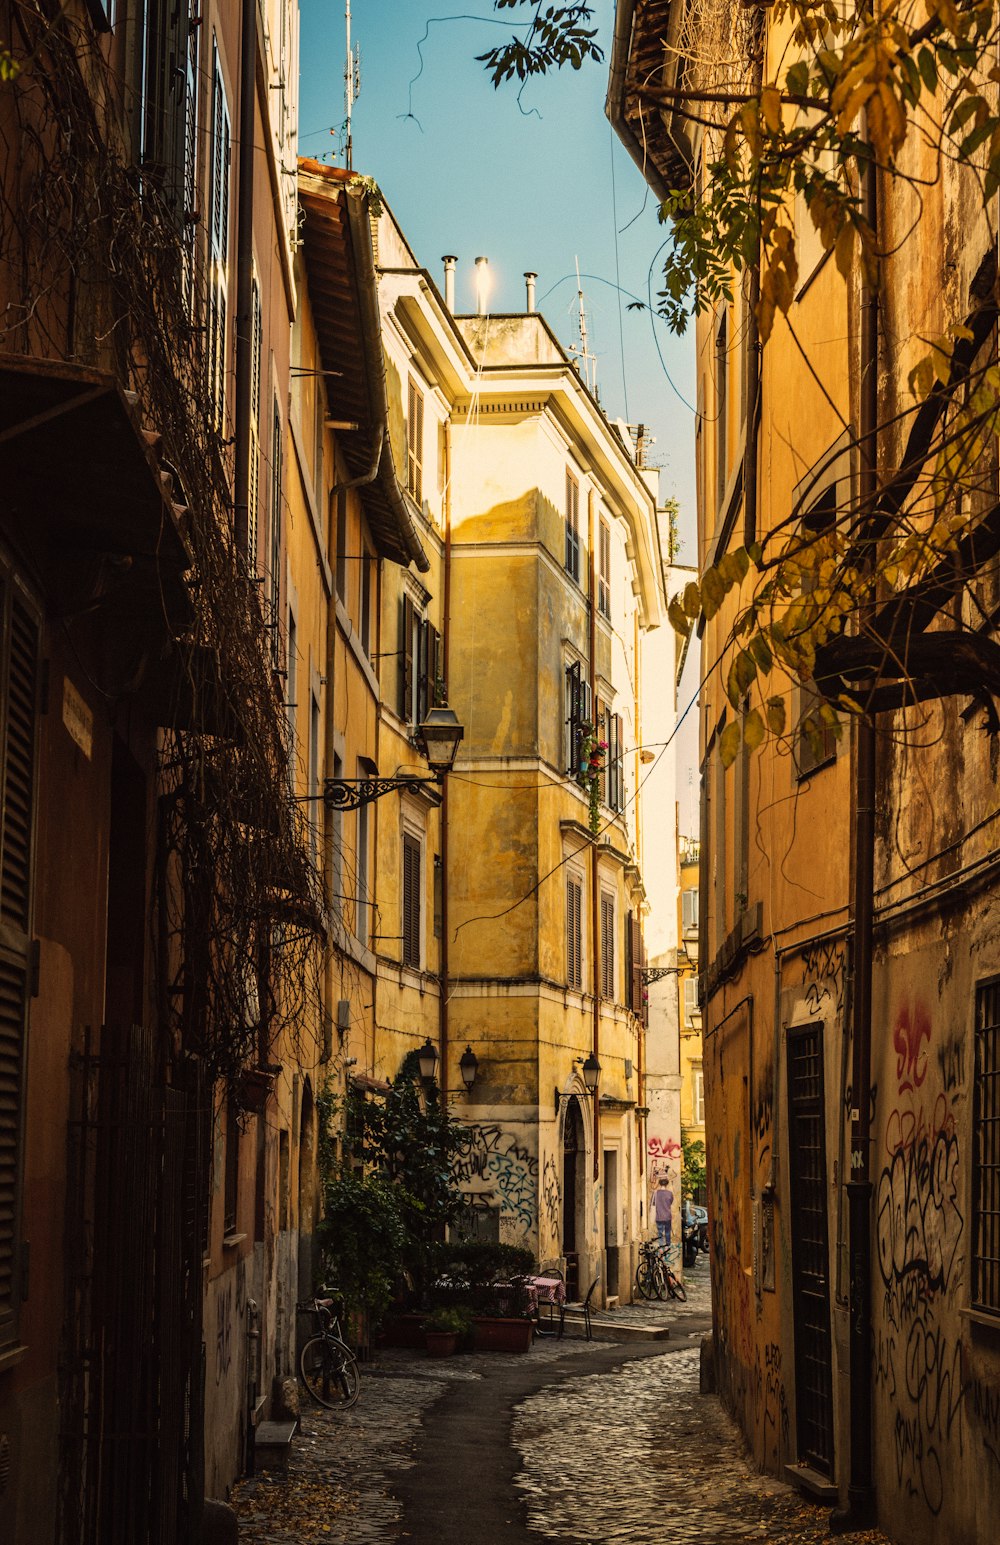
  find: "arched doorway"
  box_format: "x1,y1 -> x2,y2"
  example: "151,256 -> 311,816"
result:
562,1096 -> 585,1298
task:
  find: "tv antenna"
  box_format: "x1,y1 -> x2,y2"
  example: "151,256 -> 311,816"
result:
344,0 -> 361,170
569,256 -> 597,397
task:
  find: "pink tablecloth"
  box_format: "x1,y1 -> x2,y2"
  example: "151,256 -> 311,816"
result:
527,1275 -> 566,1307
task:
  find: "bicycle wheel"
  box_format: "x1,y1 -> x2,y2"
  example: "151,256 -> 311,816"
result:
653,1259 -> 670,1300
665,1268 -> 688,1303
300,1335 -> 360,1409
635,1257 -> 656,1300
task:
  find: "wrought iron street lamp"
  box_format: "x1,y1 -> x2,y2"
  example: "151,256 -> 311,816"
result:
417,1037 -> 439,1082
458,1044 -> 479,1093
554,1052 -> 601,1115
323,705 -> 464,810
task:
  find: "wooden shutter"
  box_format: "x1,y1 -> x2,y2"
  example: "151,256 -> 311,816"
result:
399,595 -> 415,721
208,43 -> 231,434
416,618 -> 429,726
565,471 -> 580,579
424,623 -> 440,712
248,273 -> 262,575
407,380 -> 424,504
600,894 -> 614,1000
608,713 -> 623,811
598,518 -> 611,616
269,399 -> 283,662
566,876 -> 582,989
141,0 -> 193,226
402,833 -> 421,968
630,914 -> 643,1015
0,574 -> 39,1349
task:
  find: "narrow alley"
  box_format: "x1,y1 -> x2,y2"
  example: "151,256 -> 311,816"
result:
233,1275 -> 888,1545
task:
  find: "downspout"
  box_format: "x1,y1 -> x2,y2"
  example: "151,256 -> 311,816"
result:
440,419 -> 452,1112
588,489 -> 601,1184
232,0 -> 257,557
835,106 -> 878,1532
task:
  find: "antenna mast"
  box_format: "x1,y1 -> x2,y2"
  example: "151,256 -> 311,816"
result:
344,1 -> 361,170
573,256 -> 597,396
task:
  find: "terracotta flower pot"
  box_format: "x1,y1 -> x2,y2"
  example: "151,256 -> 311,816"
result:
472,1316 -> 533,1353
425,1330 -> 459,1357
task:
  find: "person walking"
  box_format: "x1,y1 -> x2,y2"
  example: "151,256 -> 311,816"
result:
652,1176 -> 674,1250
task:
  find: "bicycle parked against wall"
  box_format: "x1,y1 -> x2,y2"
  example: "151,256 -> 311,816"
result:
634,1239 -> 687,1303
297,1290 -> 360,1409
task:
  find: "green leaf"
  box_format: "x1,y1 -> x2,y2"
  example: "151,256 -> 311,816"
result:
682,580 -> 701,619
748,541 -> 764,567
917,47 -> 937,93
749,633 -> 773,673
743,707 -> 765,752
786,61 -> 809,98
719,719 -> 742,769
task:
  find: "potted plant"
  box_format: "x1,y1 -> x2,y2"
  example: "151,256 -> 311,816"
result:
422,1305 -> 471,1357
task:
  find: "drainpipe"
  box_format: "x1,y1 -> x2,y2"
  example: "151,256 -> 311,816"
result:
835,105 -> 878,1533
440,418 -> 453,1111
232,0 -> 257,557
588,489 -> 601,1187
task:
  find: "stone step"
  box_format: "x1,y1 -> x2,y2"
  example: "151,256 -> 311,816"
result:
561,1311 -> 670,1343
254,1420 -> 297,1475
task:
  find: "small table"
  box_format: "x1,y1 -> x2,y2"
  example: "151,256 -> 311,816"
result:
526,1274 -> 566,1338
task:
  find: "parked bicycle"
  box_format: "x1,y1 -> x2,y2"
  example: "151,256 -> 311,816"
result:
297,1291 -> 360,1409
634,1239 -> 688,1303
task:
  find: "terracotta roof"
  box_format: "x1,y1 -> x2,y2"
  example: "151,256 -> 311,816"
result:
297,161 -> 429,573
605,0 -> 693,199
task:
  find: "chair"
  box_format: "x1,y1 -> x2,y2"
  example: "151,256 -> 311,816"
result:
580,1277 -> 599,1342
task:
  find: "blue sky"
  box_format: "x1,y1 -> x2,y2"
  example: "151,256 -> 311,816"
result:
297,0 -> 698,555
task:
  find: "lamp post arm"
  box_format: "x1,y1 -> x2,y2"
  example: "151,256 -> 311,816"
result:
323,775 -> 442,811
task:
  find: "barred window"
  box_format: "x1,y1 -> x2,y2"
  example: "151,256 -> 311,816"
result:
974,978 -> 1000,1314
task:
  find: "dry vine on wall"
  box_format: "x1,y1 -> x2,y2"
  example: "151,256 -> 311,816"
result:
0,0 -> 324,1100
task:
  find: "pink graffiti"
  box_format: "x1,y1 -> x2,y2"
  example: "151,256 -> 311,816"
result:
893,1001 -> 931,1095
647,1135 -> 682,1160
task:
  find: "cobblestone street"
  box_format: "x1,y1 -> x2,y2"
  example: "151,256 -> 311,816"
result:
233,1268 -> 889,1545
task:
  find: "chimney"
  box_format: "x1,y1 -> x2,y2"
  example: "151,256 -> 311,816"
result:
524,271 -> 537,313
475,256 -> 489,316
442,255 -> 457,313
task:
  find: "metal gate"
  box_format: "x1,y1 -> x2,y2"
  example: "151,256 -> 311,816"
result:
60,1025 -> 208,1544
786,1023 -> 836,1476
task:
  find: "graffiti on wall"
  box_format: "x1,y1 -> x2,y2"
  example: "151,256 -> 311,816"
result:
647,1133 -> 680,1186
802,938 -> 846,1019
215,1280 -> 233,1384
541,1154 -> 561,1243
453,1124 -> 538,1232
875,998 -> 969,1516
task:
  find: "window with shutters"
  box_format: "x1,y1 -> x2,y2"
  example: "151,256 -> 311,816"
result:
565,470 -> 580,581
600,891 -> 615,1001
181,15 -> 199,311
223,1096 -> 239,1237
682,887 -> 700,935
0,563 -> 40,1351
140,0 -> 195,230
360,551 -> 373,659
693,1067 -> 705,1125
208,41 -> 231,436
596,702 -> 624,812
248,272 -> 262,575
402,831 -> 422,969
598,517 -> 611,617
335,489 -> 348,600
974,977 -> 1000,1314
566,873 -> 583,990
407,379 -> 424,504
565,660 -> 591,777
269,396 -> 283,662
683,975 -> 699,1024
628,913 -> 645,1019
398,596 -> 440,729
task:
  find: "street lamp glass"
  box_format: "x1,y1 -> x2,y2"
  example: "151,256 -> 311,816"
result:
582,1052 -> 601,1092
417,1037 -> 439,1081
417,704 -> 464,775
459,1045 -> 478,1092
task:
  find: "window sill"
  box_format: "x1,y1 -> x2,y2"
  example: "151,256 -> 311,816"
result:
960,1306 -> 1000,1335
222,1232 -> 247,1250
0,1342 -> 28,1375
